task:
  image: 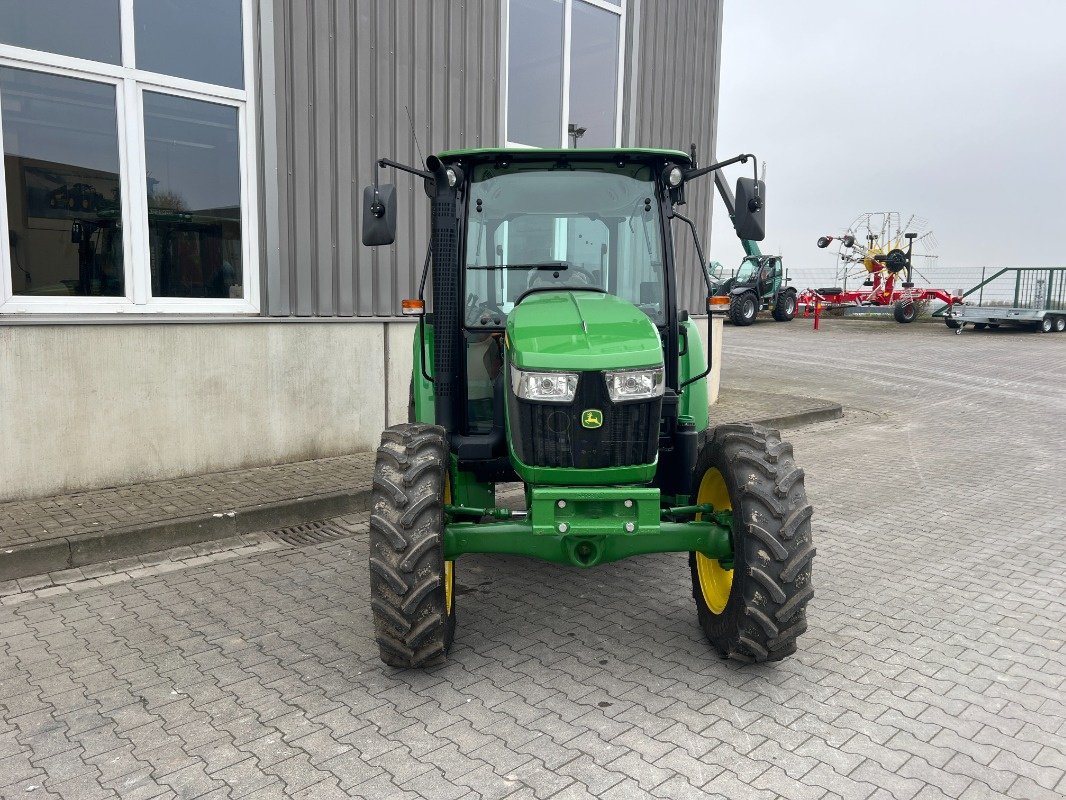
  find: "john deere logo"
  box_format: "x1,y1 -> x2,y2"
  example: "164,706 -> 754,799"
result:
581,409 -> 603,429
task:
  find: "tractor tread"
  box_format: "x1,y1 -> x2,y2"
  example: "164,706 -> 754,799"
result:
781,544 -> 817,582
398,535 -> 441,573
369,513 -> 408,551
775,466 -> 805,496
372,474 -> 408,508
733,452 -> 778,480
689,423 -> 815,663
746,606 -> 780,638
748,567 -> 787,603
775,585 -> 815,623
368,423 -> 455,669
781,504 -> 815,540
747,522 -> 789,560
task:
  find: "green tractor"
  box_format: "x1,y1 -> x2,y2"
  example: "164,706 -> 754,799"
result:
361,148 -> 814,668
708,170 -> 797,326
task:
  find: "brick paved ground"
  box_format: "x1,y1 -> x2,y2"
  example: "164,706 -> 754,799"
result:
1,320 -> 1064,799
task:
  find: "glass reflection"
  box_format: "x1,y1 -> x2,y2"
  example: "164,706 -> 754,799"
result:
0,0 -> 121,64
2,68 -> 124,297
507,0 -> 565,147
134,0 -> 244,88
568,1 -> 620,148
143,92 -> 242,299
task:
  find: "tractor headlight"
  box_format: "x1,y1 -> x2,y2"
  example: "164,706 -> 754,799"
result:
604,367 -> 665,402
510,366 -> 578,403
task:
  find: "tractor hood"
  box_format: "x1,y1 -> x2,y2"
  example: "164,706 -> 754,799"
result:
506,291 -> 663,371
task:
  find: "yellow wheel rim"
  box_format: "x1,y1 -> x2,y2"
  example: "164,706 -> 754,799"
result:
695,466 -> 733,614
443,475 -> 454,614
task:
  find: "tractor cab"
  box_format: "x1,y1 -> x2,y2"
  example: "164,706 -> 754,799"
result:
733,254 -> 782,294
359,147 -> 814,670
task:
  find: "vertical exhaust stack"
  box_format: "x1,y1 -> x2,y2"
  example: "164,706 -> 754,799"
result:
426,155 -> 462,439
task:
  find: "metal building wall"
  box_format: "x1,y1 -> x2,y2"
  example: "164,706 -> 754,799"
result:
623,0 -> 723,314
258,0 -> 719,318
259,0 -> 501,317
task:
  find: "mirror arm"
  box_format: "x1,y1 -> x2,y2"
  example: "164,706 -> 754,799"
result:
682,152 -> 757,183
370,158 -> 434,217
671,209 -> 714,392
376,157 -> 434,181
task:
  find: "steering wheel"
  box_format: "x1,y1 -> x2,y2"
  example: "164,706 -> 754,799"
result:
526,262 -> 596,291
466,295 -> 506,327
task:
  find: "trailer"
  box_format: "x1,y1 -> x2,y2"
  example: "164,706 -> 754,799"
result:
944,305 -> 1065,334
935,267 -> 1066,334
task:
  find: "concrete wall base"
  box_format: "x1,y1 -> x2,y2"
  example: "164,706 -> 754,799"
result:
0,318 -> 722,501
0,322 -> 417,501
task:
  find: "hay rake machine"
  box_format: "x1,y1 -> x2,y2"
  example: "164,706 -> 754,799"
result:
798,212 -> 962,323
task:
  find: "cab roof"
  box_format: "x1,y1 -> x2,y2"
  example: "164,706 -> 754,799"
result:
436,146 -> 692,163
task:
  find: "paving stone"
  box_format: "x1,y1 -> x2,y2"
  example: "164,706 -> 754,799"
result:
1,323 -> 1064,800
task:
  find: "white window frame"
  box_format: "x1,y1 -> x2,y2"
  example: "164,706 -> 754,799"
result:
0,0 -> 259,315
501,0 -> 626,149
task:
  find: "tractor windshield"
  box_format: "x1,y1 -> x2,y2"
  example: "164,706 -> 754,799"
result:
735,257 -> 760,281
463,161 -> 666,326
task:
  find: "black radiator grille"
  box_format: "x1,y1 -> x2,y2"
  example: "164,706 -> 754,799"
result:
509,371 -> 661,469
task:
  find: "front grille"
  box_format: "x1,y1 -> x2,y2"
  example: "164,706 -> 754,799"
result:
509,371 -> 661,469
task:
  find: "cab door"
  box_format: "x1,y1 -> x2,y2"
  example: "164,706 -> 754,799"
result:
756,257 -> 778,298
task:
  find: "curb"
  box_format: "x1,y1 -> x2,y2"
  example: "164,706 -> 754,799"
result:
750,404 -> 844,430
0,488 -> 371,583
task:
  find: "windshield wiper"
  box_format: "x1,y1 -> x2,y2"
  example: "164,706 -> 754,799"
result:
466,261 -> 570,271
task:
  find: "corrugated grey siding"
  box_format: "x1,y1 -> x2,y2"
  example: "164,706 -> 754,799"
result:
261,0 -> 501,317
258,0 -> 719,318
623,0 -> 723,314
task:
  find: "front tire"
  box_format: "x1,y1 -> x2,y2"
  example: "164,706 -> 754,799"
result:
772,292 -> 797,322
729,292 -> 759,326
369,423 -> 456,668
944,317 -> 961,330
689,424 -> 814,662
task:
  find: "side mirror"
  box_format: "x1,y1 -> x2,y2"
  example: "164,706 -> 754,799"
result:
361,184 -> 397,246
733,177 -> 765,241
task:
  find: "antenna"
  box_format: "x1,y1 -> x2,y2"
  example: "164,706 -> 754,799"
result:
405,106 -> 425,167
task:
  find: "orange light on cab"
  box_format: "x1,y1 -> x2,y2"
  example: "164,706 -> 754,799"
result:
707,295 -> 730,313
401,298 -> 425,316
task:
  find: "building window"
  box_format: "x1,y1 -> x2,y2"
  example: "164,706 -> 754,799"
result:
0,0 -> 258,314
505,0 -> 625,149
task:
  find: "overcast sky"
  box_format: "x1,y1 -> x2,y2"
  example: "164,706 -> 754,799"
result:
707,0 -> 1066,271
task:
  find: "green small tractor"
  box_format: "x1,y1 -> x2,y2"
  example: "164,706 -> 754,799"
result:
361,148 -> 814,668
